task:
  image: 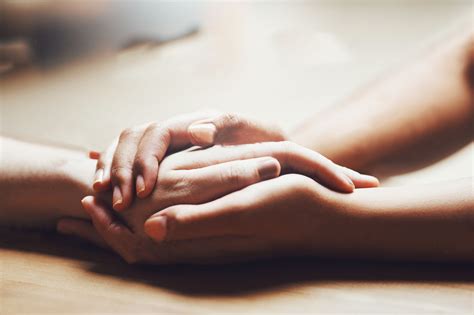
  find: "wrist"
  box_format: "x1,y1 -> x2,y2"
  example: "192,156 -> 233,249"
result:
323,181 -> 474,262
54,155 -> 96,219
60,157 -> 95,195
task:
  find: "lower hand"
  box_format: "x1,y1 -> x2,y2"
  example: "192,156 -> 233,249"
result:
79,174 -> 358,264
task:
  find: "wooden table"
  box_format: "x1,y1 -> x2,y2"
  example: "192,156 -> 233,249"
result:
1,2 -> 473,314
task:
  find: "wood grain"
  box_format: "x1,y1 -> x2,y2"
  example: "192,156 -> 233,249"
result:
1,229 -> 472,314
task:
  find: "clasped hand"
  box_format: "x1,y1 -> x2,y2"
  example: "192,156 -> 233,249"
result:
58,112 -> 378,264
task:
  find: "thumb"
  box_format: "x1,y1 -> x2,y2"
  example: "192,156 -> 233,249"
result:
144,193 -> 249,243
187,113 -> 286,147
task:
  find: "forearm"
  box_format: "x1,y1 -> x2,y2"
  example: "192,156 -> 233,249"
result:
0,137 -> 95,229
335,178 -> 474,262
291,30 -> 473,176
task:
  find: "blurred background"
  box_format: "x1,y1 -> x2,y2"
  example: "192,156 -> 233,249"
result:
0,0 -> 472,184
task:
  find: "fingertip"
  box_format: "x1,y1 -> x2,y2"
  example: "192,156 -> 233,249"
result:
81,196 -> 113,229
81,195 -> 94,206
369,175 -> 380,187
136,174 -> 147,198
341,175 -> 355,193
89,150 -> 101,160
360,174 -> 380,187
257,157 -> 281,181
112,186 -> 124,211
81,196 -> 95,215
144,216 -> 167,242
188,123 -> 216,146
136,157 -> 158,198
93,169 -> 104,191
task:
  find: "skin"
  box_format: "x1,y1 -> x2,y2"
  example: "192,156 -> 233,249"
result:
62,28 -> 474,264
91,111 -> 290,210
0,137 -> 93,228
0,137 -> 376,237
1,28 -> 472,264
92,29 -> 473,204
79,176 -> 473,264
2,138 -> 469,264
291,29 -> 474,176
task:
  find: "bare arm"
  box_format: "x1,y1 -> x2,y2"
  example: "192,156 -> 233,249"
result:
0,137 -> 94,229
129,176 -> 473,264
291,30 -> 474,177
334,178 -> 474,262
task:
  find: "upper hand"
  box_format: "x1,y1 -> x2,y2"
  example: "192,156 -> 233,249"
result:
91,111 -> 286,210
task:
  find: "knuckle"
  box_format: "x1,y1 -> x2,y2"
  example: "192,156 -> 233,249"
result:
133,155 -> 151,172
111,166 -> 132,183
224,164 -> 246,186
105,221 -> 121,235
119,126 -> 142,141
220,112 -> 244,128
146,122 -> 162,133
119,128 -> 134,140
159,208 -> 180,239
286,174 -> 319,198
145,122 -> 170,144
160,173 -> 194,201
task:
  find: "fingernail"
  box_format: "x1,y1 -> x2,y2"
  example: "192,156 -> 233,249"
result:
136,175 -> 146,197
361,174 -> 380,186
93,169 -> 103,190
81,196 -> 93,215
144,216 -> 167,242
113,186 -> 123,210
88,150 -> 101,160
344,175 -> 355,191
257,158 -> 281,180
188,123 -> 216,145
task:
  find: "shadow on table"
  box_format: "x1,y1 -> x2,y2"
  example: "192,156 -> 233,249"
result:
1,228 -> 472,297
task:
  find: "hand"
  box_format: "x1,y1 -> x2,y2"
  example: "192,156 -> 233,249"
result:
58,142 -> 379,263
143,174 -> 357,264
74,174 -> 361,264
91,111 -> 286,211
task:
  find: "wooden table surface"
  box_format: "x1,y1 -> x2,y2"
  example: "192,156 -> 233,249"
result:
1,2 -> 473,314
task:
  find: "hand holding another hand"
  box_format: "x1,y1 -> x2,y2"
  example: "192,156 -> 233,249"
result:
79,174 -> 362,264
91,111 -> 287,210
59,113 -> 378,264
91,111 -> 378,211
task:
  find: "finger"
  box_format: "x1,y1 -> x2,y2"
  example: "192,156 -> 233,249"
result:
173,142 -> 355,193
133,111 -> 219,199
187,113 -> 285,147
144,186 -> 255,242
144,174 -> 311,244
81,196 -> 138,263
110,127 -> 146,211
340,167 -> 379,188
88,150 -> 101,160
173,157 -> 280,204
93,140 -> 117,192
57,218 -> 108,248
132,123 -> 170,199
